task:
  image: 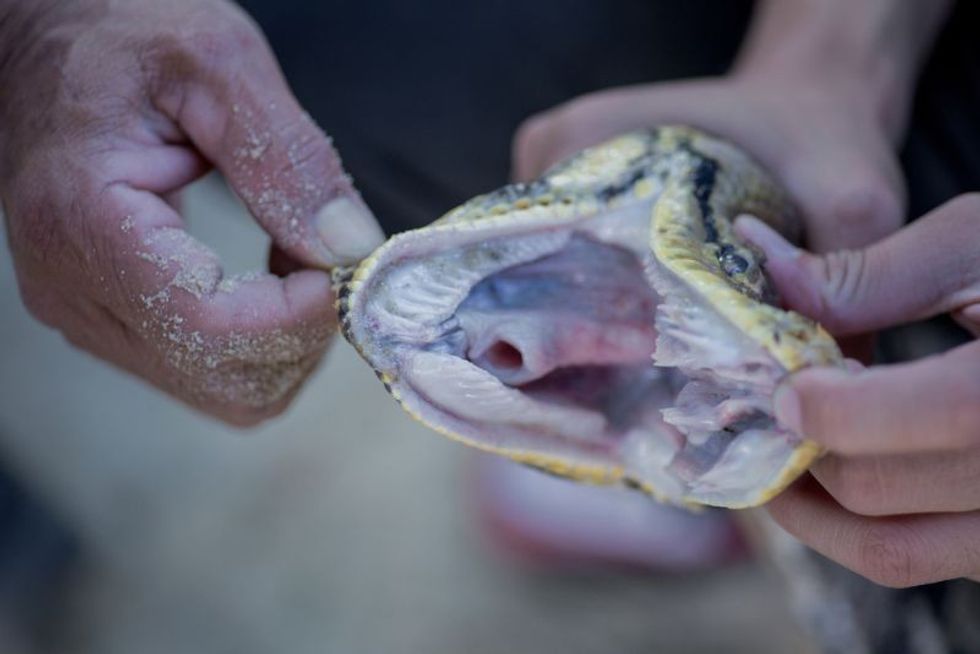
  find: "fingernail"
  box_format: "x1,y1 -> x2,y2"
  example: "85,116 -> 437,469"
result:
734,214 -> 800,262
772,382 -> 803,435
315,197 -> 386,263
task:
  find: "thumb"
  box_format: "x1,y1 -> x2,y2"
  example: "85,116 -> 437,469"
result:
735,194 -> 980,336
151,18 -> 385,267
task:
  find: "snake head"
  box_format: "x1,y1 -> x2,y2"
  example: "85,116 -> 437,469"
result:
336,127 -> 840,508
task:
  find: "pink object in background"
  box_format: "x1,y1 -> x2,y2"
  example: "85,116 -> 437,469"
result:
472,455 -> 748,572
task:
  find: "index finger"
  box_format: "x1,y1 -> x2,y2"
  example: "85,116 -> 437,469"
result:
736,194 -> 980,337
99,182 -> 335,425
768,476 -> 980,588
145,8 -> 384,267
774,340 -> 980,455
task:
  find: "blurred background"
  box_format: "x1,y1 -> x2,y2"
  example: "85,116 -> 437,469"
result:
2,1 -> 980,652
0,175 -> 810,653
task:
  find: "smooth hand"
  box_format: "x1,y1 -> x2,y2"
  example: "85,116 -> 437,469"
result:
512,0 -> 951,254
513,73 -> 904,254
0,0 -> 385,424
737,195 -> 980,587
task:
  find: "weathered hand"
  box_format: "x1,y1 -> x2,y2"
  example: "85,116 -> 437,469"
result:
512,74 -> 903,254
736,195 -> 980,587
0,0 -> 384,424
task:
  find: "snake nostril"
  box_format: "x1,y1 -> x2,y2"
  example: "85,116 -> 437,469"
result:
485,341 -> 524,370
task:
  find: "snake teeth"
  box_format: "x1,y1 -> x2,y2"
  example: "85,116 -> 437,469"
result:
337,126 -> 841,508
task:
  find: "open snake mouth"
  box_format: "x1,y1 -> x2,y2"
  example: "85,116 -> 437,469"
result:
339,128 -> 838,507
344,200 -> 800,507
454,231 -> 786,490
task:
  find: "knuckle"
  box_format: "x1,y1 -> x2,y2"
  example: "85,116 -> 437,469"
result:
813,248 -> 870,331
61,331 -> 89,350
944,192 -> 980,219
176,365 -> 299,426
548,95 -> 611,143
160,331 -> 319,420
8,204 -> 66,266
221,403 -> 284,428
225,365 -> 305,415
854,523 -> 924,588
945,368 -> 980,445
828,182 -> 902,238
514,112 -> 550,148
19,286 -> 59,327
61,329 -> 92,352
819,458 -> 890,516
155,14 -> 264,80
512,88 -> 639,178
173,370 -> 287,427
512,112 -> 553,169
278,126 -> 342,184
186,25 -> 261,69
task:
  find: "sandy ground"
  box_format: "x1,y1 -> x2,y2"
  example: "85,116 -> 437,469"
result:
0,178 -> 809,653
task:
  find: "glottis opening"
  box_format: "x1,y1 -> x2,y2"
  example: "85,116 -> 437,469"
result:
484,341 -> 523,371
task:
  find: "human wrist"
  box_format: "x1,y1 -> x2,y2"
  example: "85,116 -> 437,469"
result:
732,0 -> 951,142
0,1 -> 65,98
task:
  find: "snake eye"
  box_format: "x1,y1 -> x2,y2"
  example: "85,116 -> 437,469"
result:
718,244 -> 750,276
